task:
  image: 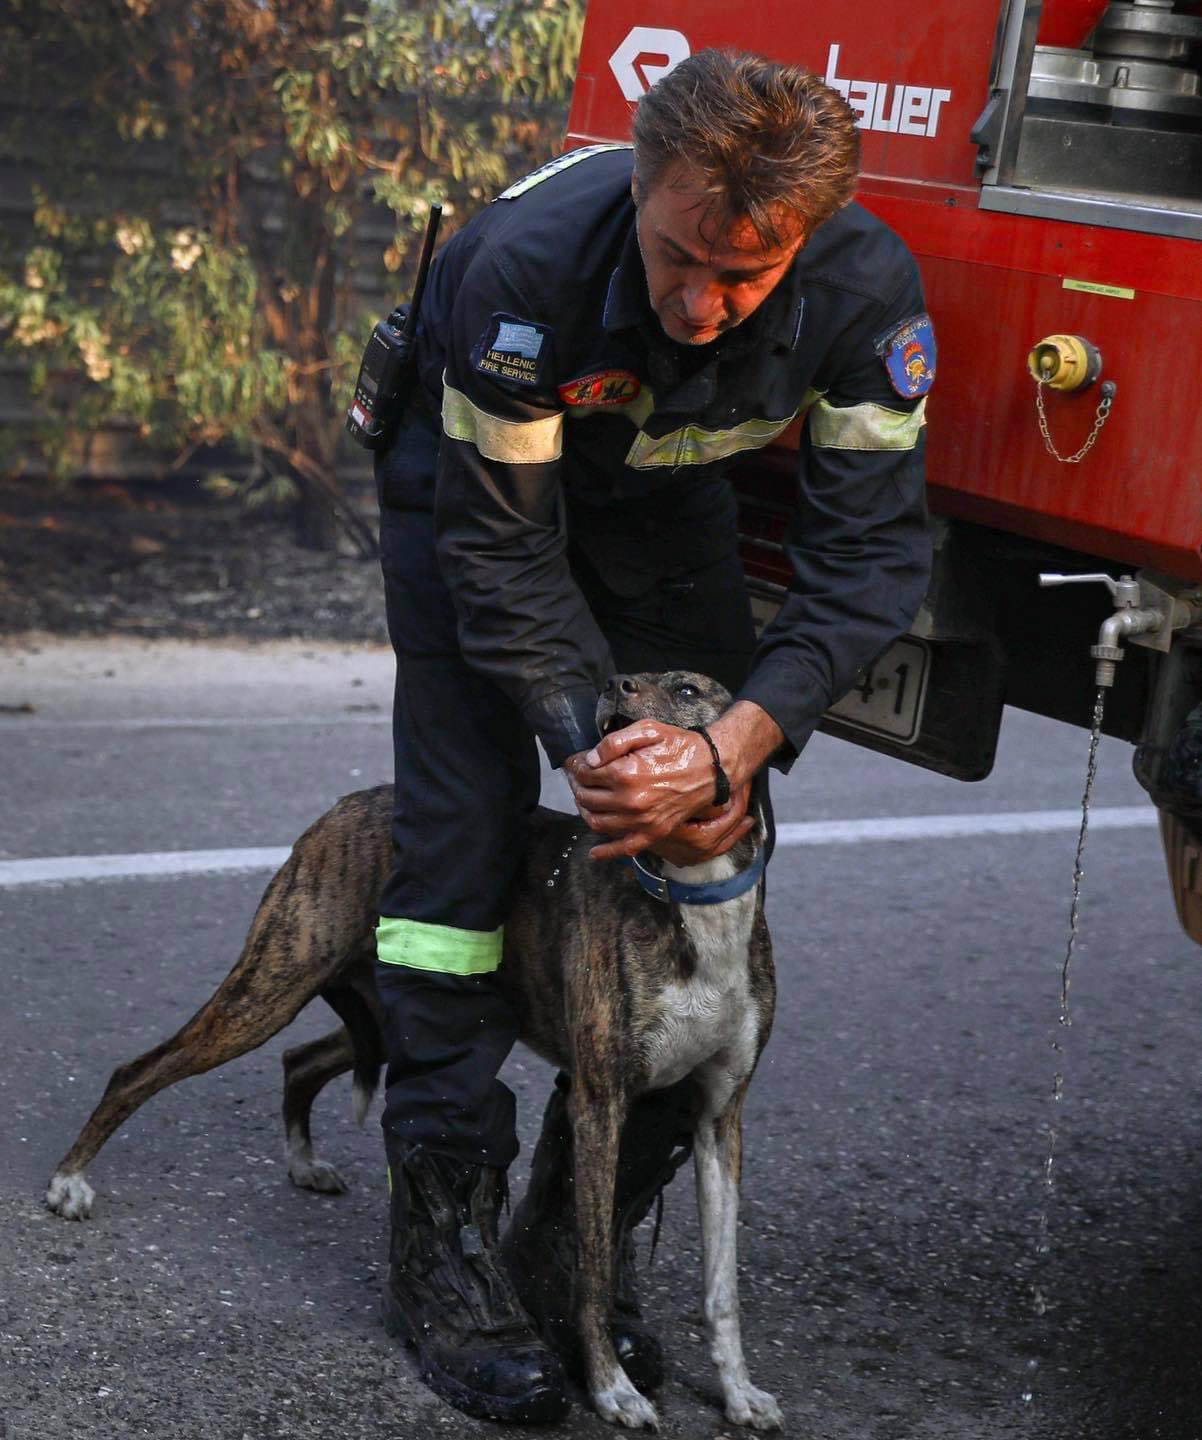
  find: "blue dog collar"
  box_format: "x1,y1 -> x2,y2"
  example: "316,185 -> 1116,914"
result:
621,845 -> 766,906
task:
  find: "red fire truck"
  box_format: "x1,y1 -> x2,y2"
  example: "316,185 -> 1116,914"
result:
567,0 -> 1202,941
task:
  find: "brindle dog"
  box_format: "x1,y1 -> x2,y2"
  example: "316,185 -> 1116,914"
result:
46,670 -> 781,1431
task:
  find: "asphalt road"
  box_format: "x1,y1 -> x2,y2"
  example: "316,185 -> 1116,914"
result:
3,637 -> 1200,1440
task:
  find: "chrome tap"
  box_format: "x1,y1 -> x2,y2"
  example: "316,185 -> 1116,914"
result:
1039,572 -> 1166,688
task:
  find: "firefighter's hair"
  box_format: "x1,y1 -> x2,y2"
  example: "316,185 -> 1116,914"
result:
631,49 -> 861,245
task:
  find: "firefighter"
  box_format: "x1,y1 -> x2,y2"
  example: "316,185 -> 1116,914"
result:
374,49 -> 933,1423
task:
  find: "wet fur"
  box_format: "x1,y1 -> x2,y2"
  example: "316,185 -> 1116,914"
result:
45,670 -> 780,1431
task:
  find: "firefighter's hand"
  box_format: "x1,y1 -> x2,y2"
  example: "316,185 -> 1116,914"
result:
564,721 -> 755,863
649,787 -> 756,867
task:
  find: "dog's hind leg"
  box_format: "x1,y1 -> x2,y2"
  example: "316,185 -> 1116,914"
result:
46,843 -> 382,1220
46,953 -> 334,1219
46,981 -> 322,1219
47,787 -> 392,1219
694,1080 -> 782,1432
320,968 -> 385,1126
282,1027 -> 356,1193
282,971 -> 385,1193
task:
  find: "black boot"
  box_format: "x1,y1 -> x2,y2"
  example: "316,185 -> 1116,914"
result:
383,1139 -> 569,1424
500,1076 -> 699,1394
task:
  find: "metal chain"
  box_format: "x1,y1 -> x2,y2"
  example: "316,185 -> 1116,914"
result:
1035,376 -> 1115,464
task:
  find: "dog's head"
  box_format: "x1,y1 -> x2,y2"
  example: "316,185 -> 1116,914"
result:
595,670 -> 731,738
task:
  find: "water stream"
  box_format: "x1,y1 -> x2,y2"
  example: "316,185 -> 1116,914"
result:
1023,686 -> 1107,1405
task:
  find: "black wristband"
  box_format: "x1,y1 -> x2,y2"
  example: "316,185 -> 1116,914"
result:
690,725 -> 732,807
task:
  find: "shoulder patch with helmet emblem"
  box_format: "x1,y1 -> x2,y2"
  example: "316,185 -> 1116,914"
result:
875,313 -> 936,399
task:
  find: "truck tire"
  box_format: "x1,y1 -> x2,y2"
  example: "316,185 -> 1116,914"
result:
1158,808 -> 1202,947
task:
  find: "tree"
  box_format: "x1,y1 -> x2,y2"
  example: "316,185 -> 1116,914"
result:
0,0 -> 584,551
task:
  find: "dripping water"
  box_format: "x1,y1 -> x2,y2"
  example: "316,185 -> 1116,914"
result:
1023,686 -> 1106,1406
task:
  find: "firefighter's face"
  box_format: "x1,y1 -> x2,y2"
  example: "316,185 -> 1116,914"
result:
634,166 -> 805,347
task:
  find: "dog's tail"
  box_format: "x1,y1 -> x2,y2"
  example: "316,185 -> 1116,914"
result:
321,980 -> 384,1126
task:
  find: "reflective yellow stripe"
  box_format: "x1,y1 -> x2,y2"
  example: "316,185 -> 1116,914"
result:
809,395 -> 927,451
624,411 -> 798,470
497,143 -> 632,200
376,915 -> 503,975
442,381 -> 563,465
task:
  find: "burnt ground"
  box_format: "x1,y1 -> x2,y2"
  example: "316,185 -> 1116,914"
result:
0,476 -> 388,643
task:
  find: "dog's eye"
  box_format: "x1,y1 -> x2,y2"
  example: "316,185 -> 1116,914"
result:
675,683 -> 700,700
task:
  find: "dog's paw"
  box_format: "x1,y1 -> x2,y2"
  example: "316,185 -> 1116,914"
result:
724,1383 -> 783,1432
46,1171 -> 95,1220
287,1156 -> 349,1194
593,1375 -> 660,1431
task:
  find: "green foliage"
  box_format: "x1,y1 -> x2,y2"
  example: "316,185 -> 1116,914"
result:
0,206 -> 290,476
0,0 -> 584,540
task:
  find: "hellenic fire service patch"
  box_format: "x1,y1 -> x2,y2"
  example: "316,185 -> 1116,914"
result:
876,313 -> 936,398
558,370 -> 642,408
472,314 -> 553,388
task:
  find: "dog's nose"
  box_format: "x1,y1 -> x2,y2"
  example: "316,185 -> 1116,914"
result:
619,677 -> 641,697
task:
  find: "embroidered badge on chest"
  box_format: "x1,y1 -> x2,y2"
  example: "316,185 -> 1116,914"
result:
558,369 -> 642,408
473,313 -> 553,388
876,313 -> 936,398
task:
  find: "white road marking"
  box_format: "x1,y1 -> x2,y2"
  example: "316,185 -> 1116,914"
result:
0,847 -> 291,887
774,805 -> 1156,847
0,806 -> 1158,890
6,715 -> 389,730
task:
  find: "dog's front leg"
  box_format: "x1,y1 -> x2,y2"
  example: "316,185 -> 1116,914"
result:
695,1082 -> 782,1431
572,1090 -> 660,1431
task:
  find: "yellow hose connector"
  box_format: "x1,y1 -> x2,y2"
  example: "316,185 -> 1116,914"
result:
1027,335 -> 1103,391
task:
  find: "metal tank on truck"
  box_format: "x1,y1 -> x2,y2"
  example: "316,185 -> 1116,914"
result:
567,0 -> 1202,944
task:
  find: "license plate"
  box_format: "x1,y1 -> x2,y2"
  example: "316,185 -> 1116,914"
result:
826,636 -> 930,744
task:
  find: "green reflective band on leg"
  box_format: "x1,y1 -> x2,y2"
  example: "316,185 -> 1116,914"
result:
375,915 -> 504,975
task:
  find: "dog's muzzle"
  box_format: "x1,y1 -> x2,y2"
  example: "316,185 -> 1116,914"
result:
600,710 -> 637,737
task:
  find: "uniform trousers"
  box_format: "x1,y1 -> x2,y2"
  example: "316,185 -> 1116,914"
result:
375,413 -> 762,1167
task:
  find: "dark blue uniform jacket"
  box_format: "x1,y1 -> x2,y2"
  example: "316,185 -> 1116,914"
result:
410,145 -> 934,767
